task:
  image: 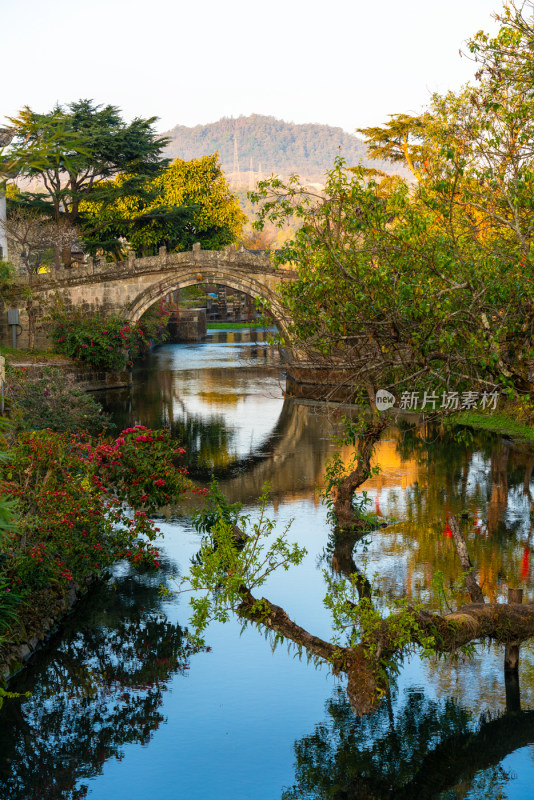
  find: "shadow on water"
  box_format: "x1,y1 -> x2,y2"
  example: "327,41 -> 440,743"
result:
0,561 -> 198,800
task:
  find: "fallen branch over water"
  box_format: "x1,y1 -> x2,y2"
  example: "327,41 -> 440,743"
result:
184,475 -> 534,717
237,588 -> 534,716
231,513 -> 534,716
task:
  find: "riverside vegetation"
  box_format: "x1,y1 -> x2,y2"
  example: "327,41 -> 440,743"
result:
0,377 -> 202,685
49,301 -> 171,371
174,0 -> 534,719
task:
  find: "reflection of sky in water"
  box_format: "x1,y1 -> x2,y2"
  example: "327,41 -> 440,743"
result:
73,500 -> 340,800
152,327 -> 279,369
150,333 -> 284,459
170,376 -> 283,459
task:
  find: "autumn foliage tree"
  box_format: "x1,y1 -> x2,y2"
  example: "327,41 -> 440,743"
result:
80,153 -> 246,258
1,102 -> 245,265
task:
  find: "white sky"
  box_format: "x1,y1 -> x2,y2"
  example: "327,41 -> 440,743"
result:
2,0 -> 500,134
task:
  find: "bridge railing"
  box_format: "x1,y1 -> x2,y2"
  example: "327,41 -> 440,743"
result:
14,242 -> 283,287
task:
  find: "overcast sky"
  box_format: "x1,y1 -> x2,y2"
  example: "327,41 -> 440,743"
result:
2,0 -> 500,134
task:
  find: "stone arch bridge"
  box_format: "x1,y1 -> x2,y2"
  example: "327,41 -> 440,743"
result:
7,244 -> 296,350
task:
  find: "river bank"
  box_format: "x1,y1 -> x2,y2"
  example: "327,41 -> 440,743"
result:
0,574 -> 97,683
2,348 -> 132,391
450,408 -> 534,443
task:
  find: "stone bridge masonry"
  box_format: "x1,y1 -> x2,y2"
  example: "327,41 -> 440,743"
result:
4,243 -> 296,351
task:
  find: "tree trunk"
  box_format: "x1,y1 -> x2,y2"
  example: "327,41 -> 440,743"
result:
238,585 -> 534,717
344,599 -> 534,715
447,515 -> 485,604
331,417 -> 387,532
61,244 -> 72,268
25,300 -> 36,350
226,462 -> 534,720
331,530 -> 372,599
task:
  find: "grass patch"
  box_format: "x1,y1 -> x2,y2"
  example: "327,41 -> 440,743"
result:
207,321 -> 270,330
0,346 -> 69,364
451,410 -> 534,443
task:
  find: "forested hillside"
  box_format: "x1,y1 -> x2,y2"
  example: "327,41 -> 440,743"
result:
162,114 -> 394,183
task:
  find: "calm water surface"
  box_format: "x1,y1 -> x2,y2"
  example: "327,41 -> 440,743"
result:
2,328 -> 534,799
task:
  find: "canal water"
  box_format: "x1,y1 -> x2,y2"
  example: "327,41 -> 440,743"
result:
2,328 -> 534,798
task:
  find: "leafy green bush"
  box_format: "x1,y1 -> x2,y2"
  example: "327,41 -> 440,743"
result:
6,367 -> 114,435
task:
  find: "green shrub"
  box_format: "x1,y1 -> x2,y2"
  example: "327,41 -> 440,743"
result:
6,367 -> 114,435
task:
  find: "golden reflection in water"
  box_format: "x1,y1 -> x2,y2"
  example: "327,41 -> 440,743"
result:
326,426 -> 534,611
197,391 -> 240,405
112,356 -> 534,625
318,427 -> 534,713
162,402 -> 533,615
347,435 -> 421,492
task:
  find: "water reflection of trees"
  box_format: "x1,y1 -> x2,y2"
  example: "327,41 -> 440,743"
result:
10,394 -> 534,794
282,682 -> 534,799
363,423 -> 534,604
103,383 -> 534,603
393,421 -> 534,535
0,568 -> 198,800
99,374 -> 534,603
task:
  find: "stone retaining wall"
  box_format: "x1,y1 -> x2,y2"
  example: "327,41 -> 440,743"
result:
1,576 -> 97,684
8,361 -> 132,392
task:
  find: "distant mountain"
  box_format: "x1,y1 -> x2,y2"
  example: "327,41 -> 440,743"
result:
162,114 -> 394,184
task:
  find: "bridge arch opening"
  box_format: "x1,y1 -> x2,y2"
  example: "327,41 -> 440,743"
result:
127,268 -> 290,340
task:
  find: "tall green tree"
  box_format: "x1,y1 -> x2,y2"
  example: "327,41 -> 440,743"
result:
252,1 -> 534,401
1,100 -> 169,265
359,3 -> 534,259
252,156 -> 533,401
249,2 -> 534,531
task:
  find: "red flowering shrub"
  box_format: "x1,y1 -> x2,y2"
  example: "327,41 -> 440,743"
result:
50,306 -> 171,371
90,425 -> 195,510
0,427 -> 195,597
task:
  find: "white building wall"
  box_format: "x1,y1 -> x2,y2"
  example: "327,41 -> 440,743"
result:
0,192 -> 7,261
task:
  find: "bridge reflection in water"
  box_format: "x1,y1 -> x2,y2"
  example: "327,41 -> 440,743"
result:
100,331 -> 423,507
